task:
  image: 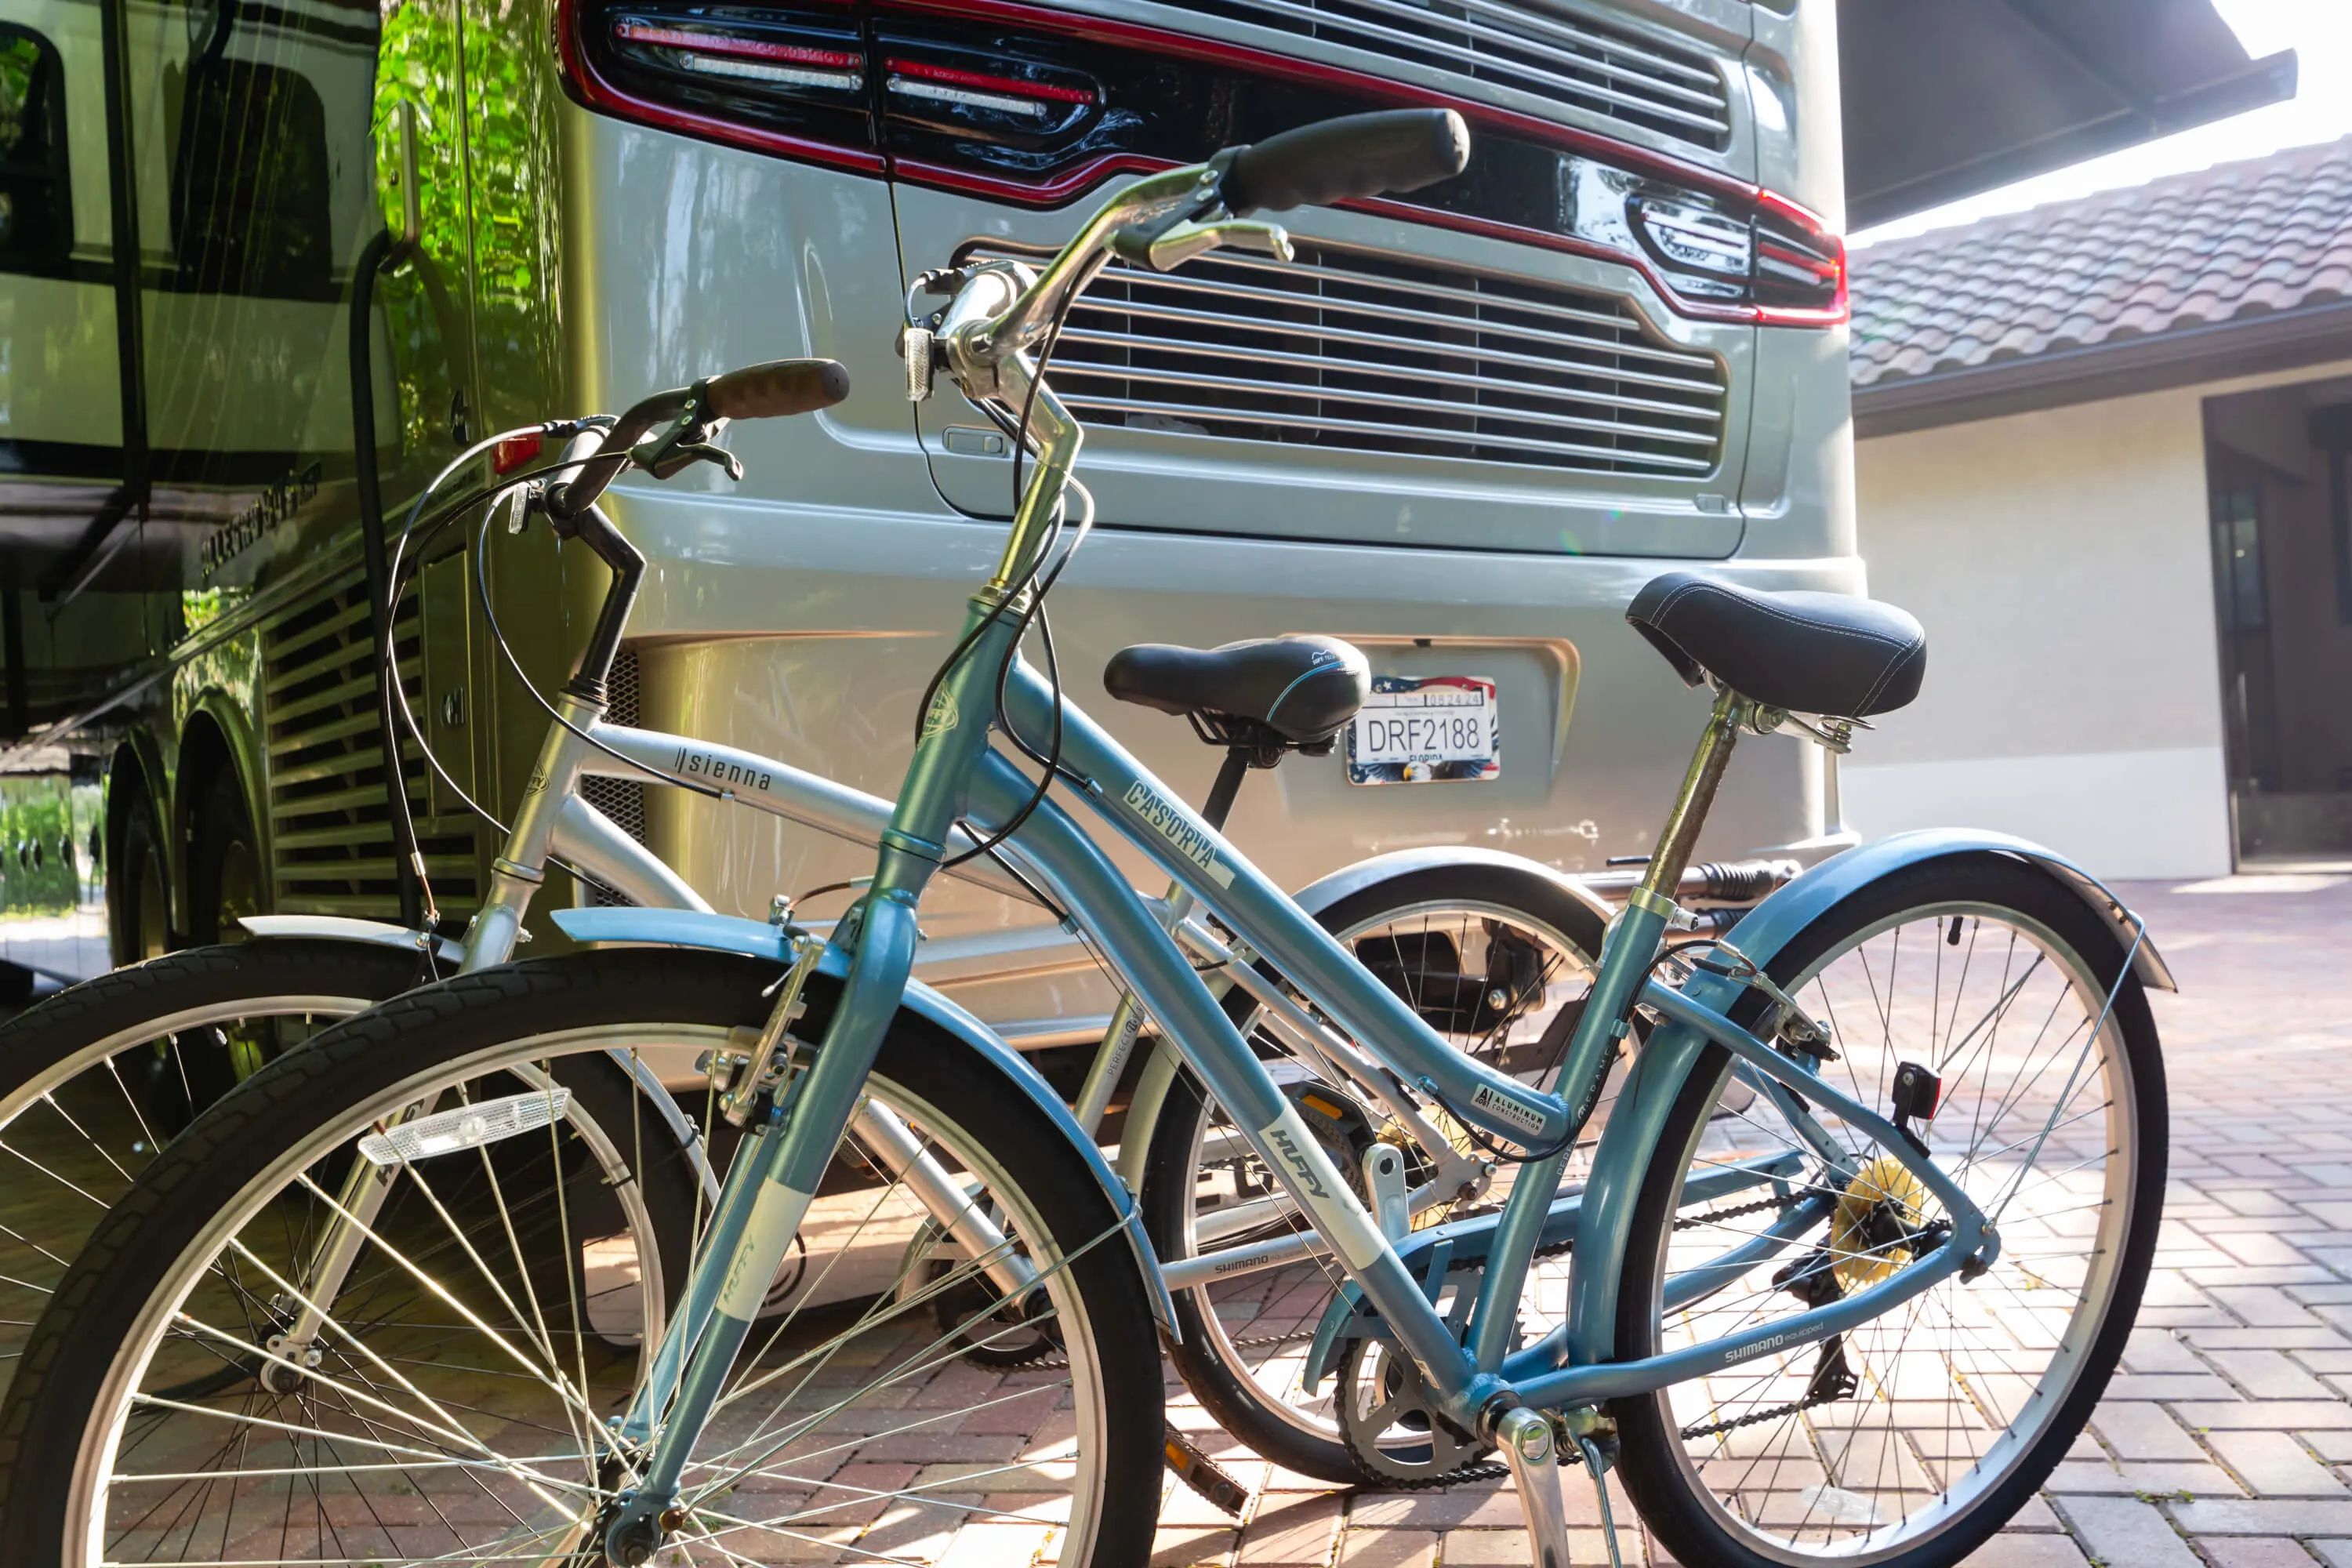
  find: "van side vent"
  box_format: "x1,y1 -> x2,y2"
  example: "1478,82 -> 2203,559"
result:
263,578 -> 480,920
581,644 -> 647,908
1186,0 -> 1730,151
979,238 -> 1726,477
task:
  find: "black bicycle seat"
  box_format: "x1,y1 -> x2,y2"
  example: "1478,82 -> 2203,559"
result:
1103,636 -> 1370,746
1627,572 -> 1926,719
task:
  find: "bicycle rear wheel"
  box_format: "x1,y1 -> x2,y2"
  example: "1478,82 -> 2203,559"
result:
0,940 -> 431,1396
1611,854 -> 2165,1568
1142,861 -> 1606,1482
0,948 -> 1163,1568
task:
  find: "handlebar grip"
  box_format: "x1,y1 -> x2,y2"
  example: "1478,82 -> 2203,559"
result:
1221,109 -> 1470,216
703,358 -> 851,421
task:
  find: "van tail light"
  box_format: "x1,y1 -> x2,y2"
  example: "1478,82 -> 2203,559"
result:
1752,191 -> 1847,326
613,22 -> 862,92
492,432 -> 542,476
555,0 -> 1849,330
884,59 -> 1094,121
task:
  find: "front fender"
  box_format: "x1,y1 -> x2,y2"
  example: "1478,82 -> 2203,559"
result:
239,914 -> 467,967
550,906 -> 1179,1335
234,913 -> 716,1202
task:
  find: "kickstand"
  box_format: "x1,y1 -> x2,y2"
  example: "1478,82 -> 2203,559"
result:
1163,1421 -> 1249,1516
1574,1431 -> 1628,1568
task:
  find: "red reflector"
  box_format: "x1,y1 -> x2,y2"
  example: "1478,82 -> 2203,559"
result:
492,433 -> 543,476
613,21 -> 859,70
884,57 -> 1095,106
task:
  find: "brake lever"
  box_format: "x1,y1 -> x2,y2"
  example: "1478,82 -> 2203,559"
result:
1109,212 -> 1294,272
641,437 -> 743,482
630,402 -> 744,483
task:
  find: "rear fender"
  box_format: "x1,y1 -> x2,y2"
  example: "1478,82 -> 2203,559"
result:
551,906 -> 1179,1335
1564,829 -> 2169,1369
1290,846 -> 1617,931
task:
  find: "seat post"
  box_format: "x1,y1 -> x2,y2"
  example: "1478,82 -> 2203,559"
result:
1635,684 -> 1748,908
1200,746 -> 1254,833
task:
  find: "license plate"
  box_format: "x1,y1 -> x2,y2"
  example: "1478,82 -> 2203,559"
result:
1346,675 -> 1499,785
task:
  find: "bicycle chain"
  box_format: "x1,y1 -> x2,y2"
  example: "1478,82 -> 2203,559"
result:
1677,1383 -> 1849,1443
1674,1193 -> 1800,1231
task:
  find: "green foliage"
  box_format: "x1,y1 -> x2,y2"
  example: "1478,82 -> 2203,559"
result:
0,787 -> 82,914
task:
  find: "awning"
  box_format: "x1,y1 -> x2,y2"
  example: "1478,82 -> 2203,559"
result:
1842,0 -> 2299,230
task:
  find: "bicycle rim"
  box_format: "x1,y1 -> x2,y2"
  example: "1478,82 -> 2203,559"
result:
63,1022 -> 1121,1566
0,989 -> 381,1392
1174,898 -> 1599,1456
1632,895 -> 2149,1563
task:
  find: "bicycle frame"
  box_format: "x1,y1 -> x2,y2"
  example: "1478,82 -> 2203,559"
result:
595,569 -> 2003,1553
969,659 -> 1999,1422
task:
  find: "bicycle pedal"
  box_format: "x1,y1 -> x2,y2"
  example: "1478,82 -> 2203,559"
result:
1163,1422 -> 1249,1516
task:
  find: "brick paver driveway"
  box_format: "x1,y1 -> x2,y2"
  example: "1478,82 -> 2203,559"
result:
1167,872 -> 2352,1568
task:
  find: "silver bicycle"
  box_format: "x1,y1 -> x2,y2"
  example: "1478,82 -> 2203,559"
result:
0,316 -> 1735,1495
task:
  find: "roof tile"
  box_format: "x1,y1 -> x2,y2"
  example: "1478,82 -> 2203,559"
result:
1849,135 -> 2352,387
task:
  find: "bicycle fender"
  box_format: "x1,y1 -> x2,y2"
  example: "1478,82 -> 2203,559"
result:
1288,846 -> 1617,930
238,913 -> 466,966
1692,829 -> 2173,996
550,906 -> 1180,1336
235,913 -> 717,1204
1560,828 -> 2169,1372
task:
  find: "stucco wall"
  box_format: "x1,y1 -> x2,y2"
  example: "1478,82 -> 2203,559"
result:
1849,382 -> 2245,879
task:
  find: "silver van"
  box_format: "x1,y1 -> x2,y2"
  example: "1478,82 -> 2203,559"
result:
0,0 -> 1854,1026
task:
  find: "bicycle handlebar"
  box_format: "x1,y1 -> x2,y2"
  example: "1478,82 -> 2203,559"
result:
706,357 -> 852,421
548,357 -> 849,521
1221,109 -> 1470,216
954,110 -> 1471,370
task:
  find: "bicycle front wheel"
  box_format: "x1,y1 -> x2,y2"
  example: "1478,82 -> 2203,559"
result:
1612,853 -> 2166,1568
0,947 -> 1163,1568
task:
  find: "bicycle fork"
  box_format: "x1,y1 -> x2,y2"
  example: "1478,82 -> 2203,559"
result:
600,880 -> 932,1563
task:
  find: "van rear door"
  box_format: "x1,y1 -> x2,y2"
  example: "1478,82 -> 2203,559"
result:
882,0 -> 1765,560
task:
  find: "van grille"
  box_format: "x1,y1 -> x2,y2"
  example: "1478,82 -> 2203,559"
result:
1186,0 -> 1731,149
263,578 -> 481,918
581,644 -> 646,907
988,239 -> 1727,478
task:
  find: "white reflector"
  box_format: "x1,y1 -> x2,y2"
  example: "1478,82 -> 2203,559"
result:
358,1088 -> 572,1167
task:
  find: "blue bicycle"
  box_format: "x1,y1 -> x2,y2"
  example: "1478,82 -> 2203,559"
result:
0,111 -> 2167,1568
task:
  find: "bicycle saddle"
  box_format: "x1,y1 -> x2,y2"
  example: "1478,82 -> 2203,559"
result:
1628,571 -> 1926,719
1103,635 -> 1370,746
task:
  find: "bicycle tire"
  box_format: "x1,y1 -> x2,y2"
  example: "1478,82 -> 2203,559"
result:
0,946 -> 1163,1568
0,939 -> 434,1395
1610,853 -> 2165,1567
1141,860 -> 1608,1481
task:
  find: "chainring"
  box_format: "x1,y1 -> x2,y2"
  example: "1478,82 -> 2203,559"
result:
1334,1335 -> 1505,1489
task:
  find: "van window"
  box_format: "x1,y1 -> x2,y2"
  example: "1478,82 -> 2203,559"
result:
171,58 -> 333,299
0,24 -> 71,270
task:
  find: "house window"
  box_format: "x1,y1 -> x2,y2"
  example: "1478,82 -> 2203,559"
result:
171,57 -> 333,299
2211,484 -> 2267,632
0,24 -> 71,270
